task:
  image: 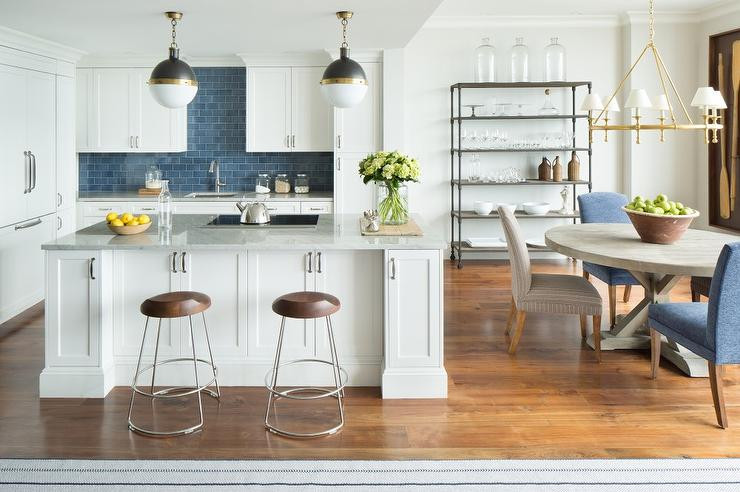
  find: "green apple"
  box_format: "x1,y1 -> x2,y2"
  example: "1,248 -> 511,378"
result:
635,207 -> 645,212
668,201 -> 676,209
679,209 -> 688,215
626,203 -> 635,210
675,202 -> 684,210
652,207 -> 665,215
684,208 -> 695,215
646,206 -> 657,214
660,202 -> 671,211
656,193 -> 667,203
645,199 -> 654,207
633,195 -> 643,203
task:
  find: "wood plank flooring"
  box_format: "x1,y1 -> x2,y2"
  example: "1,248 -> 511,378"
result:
2,259 -> 740,459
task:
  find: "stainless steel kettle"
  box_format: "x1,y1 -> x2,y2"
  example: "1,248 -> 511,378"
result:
236,201 -> 270,224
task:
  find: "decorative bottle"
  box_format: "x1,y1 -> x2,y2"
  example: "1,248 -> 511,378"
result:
538,156 -> 552,181
510,37 -> 529,82
567,151 -> 581,181
544,37 -> 566,82
158,180 -> 172,229
474,37 -> 496,82
552,156 -> 563,182
538,89 -> 558,115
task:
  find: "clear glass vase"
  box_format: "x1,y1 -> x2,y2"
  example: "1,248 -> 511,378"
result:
376,182 -> 409,225
544,37 -> 566,82
510,37 -> 529,82
474,37 -> 496,82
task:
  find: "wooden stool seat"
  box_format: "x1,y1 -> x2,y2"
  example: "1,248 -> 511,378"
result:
272,291 -> 340,319
140,291 -> 211,318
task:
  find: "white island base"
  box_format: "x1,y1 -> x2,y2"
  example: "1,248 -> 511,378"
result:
40,215 -> 447,399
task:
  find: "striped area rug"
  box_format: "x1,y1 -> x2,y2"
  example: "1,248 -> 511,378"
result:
2,459 -> 740,490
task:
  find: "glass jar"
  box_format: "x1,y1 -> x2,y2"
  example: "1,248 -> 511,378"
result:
158,180 -> 172,230
544,37 -> 566,82
275,173 -> 290,193
510,37 -> 529,82
474,37 -> 496,82
255,173 -> 271,194
376,182 -> 409,225
294,174 -> 310,194
145,165 -> 162,189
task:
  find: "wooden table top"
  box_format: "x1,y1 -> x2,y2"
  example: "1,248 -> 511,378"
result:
545,224 -> 739,277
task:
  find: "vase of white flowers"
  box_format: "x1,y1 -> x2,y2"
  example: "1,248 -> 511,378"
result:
358,151 -> 420,225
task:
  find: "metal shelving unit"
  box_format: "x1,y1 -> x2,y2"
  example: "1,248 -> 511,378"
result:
450,81 -> 593,268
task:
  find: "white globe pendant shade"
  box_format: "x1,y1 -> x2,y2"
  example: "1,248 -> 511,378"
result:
148,13 -> 198,109
320,12 -> 368,108
320,82 -> 368,109
149,82 -> 198,109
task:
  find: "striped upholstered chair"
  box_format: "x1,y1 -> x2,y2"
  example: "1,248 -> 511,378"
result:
577,192 -> 641,327
499,206 -> 603,361
649,242 -> 740,428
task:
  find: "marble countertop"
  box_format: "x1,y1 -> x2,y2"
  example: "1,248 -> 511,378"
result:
43,214 -> 446,251
77,191 -> 333,202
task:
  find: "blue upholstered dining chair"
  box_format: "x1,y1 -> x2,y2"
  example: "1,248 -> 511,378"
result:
577,192 -> 641,327
648,242 -> 740,428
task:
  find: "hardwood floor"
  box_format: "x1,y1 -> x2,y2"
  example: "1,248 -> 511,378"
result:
2,259 -> 740,459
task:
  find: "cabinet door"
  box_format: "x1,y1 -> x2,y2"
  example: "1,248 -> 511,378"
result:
181,250 -> 247,359
56,75 -> 76,211
132,68 -> 186,152
113,250 -> 181,357
314,250 -> 382,362
56,207 -> 77,238
45,250 -> 100,367
385,249 -> 442,368
334,152 -> 375,216
246,67 -> 291,152
75,68 -> 92,151
93,68 -> 133,151
26,70 -> 56,219
246,250 -> 314,358
335,62 -> 381,153
291,66 -> 331,152
0,64 -> 28,227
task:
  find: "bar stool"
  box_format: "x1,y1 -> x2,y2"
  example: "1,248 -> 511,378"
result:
128,291 -> 220,437
264,291 -> 348,438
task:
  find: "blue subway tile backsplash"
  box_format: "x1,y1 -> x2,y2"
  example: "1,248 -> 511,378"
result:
78,67 -> 334,193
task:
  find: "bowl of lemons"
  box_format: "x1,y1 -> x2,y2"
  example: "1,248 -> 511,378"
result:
106,212 -> 153,235
622,194 -> 699,244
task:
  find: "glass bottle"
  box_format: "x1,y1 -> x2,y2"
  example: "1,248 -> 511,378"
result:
510,37 -> 529,83
157,180 -> 172,229
544,37 -> 566,82
538,89 -> 559,115
474,37 -> 496,82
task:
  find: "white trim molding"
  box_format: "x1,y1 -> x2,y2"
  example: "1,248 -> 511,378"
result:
238,51 -> 331,67
424,14 -> 621,29
0,26 -> 85,62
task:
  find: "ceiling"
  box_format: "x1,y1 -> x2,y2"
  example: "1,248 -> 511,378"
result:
0,0 -> 443,57
433,0 -> 728,16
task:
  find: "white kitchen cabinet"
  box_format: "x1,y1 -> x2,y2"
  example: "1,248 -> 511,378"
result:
25,70 -> 56,220
56,207 -> 77,238
246,66 -> 331,152
56,74 -> 77,212
77,67 -> 186,153
334,62 -> 382,153
0,64 -> 27,227
334,152 -> 375,216
300,201 -> 333,215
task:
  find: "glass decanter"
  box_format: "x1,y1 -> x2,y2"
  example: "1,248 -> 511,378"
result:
544,37 -> 566,82
158,180 -> 172,230
538,89 -> 559,115
474,37 -> 496,82
510,37 -> 529,82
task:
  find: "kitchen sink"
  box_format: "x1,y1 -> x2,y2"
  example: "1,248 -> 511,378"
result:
184,192 -> 237,198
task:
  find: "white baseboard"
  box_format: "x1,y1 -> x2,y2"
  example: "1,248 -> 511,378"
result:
39,365 -> 115,398
0,291 -> 42,325
381,367 -> 448,399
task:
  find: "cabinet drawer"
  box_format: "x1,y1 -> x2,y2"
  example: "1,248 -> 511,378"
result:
174,203 -> 235,215
133,203 -> 158,215
82,203 -> 127,217
300,201 -> 333,214
265,202 -> 299,215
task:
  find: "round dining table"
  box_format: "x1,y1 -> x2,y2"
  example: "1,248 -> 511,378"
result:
545,223 -> 739,377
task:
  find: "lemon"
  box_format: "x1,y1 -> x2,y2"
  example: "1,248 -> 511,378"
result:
138,214 -> 151,224
105,212 -> 119,223
128,219 -> 140,227
110,219 -> 124,227
121,213 -> 134,224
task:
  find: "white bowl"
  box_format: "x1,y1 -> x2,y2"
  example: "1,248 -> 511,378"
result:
496,203 -> 517,215
473,201 -> 494,215
522,202 -> 551,215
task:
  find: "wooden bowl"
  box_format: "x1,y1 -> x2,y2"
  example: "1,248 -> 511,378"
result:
107,221 -> 152,235
622,207 -> 699,245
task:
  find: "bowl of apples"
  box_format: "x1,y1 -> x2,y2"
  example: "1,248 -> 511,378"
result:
622,194 -> 699,244
106,212 -> 153,235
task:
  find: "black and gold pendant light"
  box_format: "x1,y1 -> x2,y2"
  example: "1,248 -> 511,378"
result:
149,11 -> 198,109
320,11 -> 368,108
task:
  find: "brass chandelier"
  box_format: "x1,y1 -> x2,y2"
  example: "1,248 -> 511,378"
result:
580,0 -> 725,144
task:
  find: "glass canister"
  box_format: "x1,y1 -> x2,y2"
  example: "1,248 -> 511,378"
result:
255,173 -> 271,194
474,37 -> 496,83
275,173 -> 291,193
544,37 -> 566,82
294,174 -> 310,194
510,37 -> 529,82
145,165 -> 162,189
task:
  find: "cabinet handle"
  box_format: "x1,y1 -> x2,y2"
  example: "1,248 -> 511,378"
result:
23,151 -> 29,194
337,135 -> 342,149
390,257 -> 397,280
130,136 -> 134,148
307,251 -> 313,273
31,152 -> 36,191
316,251 -> 322,273
172,252 -> 178,273
286,135 -> 290,148
336,157 -> 341,171
181,251 -> 187,273
139,207 -> 156,211
15,218 -> 42,230
57,216 -> 62,230
98,207 -> 112,212
89,258 -> 95,280
135,136 -> 140,148
57,192 -> 62,207
309,207 -> 323,211
291,135 -> 295,148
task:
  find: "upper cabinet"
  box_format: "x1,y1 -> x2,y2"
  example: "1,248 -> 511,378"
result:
246,66 -> 331,152
76,67 -> 187,153
334,62 -> 382,153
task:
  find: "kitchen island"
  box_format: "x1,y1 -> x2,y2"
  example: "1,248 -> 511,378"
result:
40,214 -> 446,399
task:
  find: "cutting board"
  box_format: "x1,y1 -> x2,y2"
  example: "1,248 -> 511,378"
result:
138,188 -> 161,196
360,218 -> 424,236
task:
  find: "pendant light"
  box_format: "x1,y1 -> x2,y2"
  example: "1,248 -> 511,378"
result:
148,11 -> 198,109
320,11 -> 368,108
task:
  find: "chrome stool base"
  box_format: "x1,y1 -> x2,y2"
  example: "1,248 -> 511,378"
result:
128,313 -> 220,438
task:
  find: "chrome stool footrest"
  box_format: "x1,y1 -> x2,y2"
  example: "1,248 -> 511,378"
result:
264,359 -> 348,400
131,357 -> 220,399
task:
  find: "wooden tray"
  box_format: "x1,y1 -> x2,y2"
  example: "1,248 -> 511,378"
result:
360,218 -> 423,236
138,188 -> 161,195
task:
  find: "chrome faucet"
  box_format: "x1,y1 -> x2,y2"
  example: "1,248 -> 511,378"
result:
208,160 -> 226,193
